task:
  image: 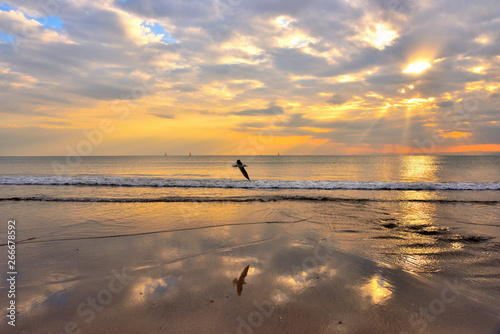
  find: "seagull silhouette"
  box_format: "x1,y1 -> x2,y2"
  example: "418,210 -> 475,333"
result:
232,160 -> 250,180
233,265 -> 250,296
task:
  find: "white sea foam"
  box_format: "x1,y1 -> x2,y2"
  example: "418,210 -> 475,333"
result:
1,175 -> 499,190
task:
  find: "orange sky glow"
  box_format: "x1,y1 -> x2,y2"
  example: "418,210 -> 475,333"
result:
0,0 -> 499,155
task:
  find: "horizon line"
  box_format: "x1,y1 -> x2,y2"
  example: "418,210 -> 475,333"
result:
1,153 -> 500,157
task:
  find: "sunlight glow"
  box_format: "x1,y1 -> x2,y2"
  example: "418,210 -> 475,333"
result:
362,24 -> 398,50
403,62 -> 431,74
400,155 -> 439,182
475,36 -> 489,44
403,97 -> 434,104
276,32 -> 318,48
275,16 -> 295,28
439,131 -> 471,138
222,36 -> 263,55
472,66 -> 484,73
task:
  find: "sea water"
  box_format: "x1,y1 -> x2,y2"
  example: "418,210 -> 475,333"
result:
0,155 -> 499,333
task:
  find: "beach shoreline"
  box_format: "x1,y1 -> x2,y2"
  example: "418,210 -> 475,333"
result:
1,198 -> 499,333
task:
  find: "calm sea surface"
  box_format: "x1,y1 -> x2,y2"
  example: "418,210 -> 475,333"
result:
0,156 -> 499,333
0,155 -> 499,204
1,155 -> 499,182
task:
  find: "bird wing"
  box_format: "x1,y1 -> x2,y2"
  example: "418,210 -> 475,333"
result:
238,167 -> 250,180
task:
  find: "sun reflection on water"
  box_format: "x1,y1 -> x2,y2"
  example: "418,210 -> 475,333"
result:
399,201 -> 437,226
400,155 -> 440,182
392,196 -> 443,273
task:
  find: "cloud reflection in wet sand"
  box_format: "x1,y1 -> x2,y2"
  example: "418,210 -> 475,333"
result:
358,274 -> 394,305
1,201 -> 498,333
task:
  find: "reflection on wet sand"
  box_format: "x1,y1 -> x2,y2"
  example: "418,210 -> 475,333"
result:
358,274 -> 394,305
2,201 -> 498,334
233,265 -> 250,296
131,276 -> 180,303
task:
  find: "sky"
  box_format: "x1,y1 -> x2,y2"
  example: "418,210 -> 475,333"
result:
0,0 -> 499,155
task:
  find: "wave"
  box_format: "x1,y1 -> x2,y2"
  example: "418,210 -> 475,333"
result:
1,175 -> 500,191
0,195 -> 498,204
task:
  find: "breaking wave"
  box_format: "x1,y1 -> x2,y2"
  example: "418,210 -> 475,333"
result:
0,195 -> 498,204
1,175 -> 499,191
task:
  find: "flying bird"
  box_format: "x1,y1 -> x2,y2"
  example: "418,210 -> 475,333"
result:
233,265 -> 250,296
232,160 -> 250,180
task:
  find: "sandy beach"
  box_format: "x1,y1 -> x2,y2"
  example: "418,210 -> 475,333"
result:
1,197 -> 499,334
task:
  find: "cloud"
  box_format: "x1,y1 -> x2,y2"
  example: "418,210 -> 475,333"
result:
230,104 -> 284,116
148,113 -> 175,119
327,94 -> 349,105
0,6 -> 69,44
169,83 -> 198,92
437,101 -> 454,108
0,0 -> 499,154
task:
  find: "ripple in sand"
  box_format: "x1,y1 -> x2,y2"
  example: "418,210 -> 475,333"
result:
438,235 -> 495,243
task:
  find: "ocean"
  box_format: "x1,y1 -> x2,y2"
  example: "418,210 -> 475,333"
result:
0,155 -> 499,333
1,155 -> 500,196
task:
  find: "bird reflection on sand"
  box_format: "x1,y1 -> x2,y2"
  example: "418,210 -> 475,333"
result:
233,265 -> 250,296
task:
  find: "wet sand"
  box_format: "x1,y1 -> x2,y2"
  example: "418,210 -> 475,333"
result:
1,200 -> 499,333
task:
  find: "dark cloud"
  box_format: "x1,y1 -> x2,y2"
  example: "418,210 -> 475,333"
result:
116,0 -> 214,21
231,104 -> 284,116
66,81 -> 132,100
271,48 -> 331,76
437,101 -> 455,108
170,84 -> 199,92
327,94 -> 349,105
148,113 -> 175,119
